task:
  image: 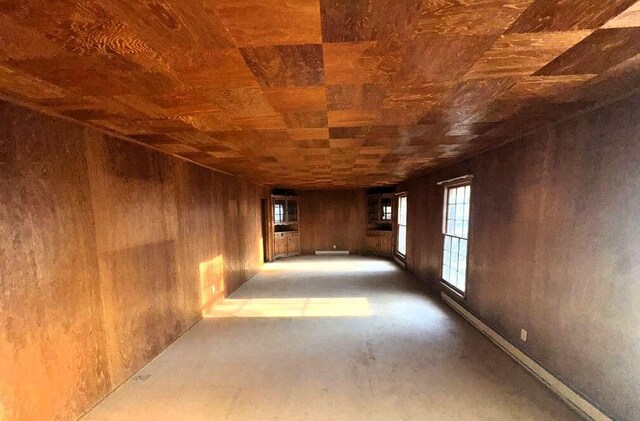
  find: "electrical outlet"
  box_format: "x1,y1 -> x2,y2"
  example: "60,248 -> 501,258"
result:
520,329 -> 527,342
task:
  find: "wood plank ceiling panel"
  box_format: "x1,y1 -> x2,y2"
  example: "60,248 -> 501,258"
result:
0,0 -> 639,188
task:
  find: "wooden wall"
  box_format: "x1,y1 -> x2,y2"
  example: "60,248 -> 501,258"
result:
0,101 -> 263,420
298,190 -> 366,255
399,92 -> 640,420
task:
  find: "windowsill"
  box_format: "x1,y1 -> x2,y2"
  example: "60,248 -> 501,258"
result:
393,254 -> 407,269
440,280 -> 465,301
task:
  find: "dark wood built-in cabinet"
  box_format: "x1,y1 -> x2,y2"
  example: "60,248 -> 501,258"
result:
365,192 -> 394,257
272,195 -> 300,259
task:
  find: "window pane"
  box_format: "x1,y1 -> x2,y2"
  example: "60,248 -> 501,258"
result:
455,219 -> 463,237
450,250 -> 458,273
449,188 -> 456,205
464,185 -> 470,203
450,269 -> 458,285
444,236 -> 451,251
459,239 -> 467,257
456,187 -> 465,204
458,253 -> 466,274
456,203 -> 464,221
448,203 -> 455,220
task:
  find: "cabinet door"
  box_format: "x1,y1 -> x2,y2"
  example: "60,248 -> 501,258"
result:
287,199 -> 298,222
378,233 -> 393,256
274,235 -> 288,256
287,234 -> 300,256
365,234 -> 378,254
367,197 -> 378,223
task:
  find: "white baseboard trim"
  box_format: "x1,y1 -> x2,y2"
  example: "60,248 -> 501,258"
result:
314,250 -> 349,255
441,292 -> 610,421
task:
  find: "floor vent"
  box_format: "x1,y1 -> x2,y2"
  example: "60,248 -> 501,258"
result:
315,250 -> 349,255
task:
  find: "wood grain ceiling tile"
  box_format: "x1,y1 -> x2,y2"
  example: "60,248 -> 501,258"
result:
320,0 -> 422,42
103,0 -> 234,50
330,138 -> 366,148
535,28 -> 640,75
378,106 -> 426,125
294,139 -> 330,148
416,0 -> 533,36
464,31 -> 592,79
329,126 -> 370,139
177,113 -> 238,132
240,45 -> 324,87
395,35 -> 497,83
288,128 -> 330,140
328,109 -> 380,127
164,49 -> 259,89
326,84 -> 385,110
281,111 -> 328,128
323,42 -> 403,84
382,83 -> 452,110
506,0 -> 637,33
603,2 -> 640,28
0,14 -> 63,61
501,75 -> 595,100
263,86 -> 327,111
440,78 -> 517,106
7,53 -> 175,97
213,0 -> 322,47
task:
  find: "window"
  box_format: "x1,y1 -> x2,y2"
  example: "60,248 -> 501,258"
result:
442,183 -> 471,294
274,202 -> 285,224
381,197 -> 392,221
382,205 -> 392,220
397,194 -> 407,256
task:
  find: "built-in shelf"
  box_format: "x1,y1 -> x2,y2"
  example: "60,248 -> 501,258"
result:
272,194 -> 300,258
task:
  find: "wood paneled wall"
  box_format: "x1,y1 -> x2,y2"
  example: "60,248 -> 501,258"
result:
0,101 -> 263,420
399,92 -> 640,420
298,190 -> 366,255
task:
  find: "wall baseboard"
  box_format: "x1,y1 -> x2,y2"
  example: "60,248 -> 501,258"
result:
441,292 -> 610,421
315,250 -> 349,255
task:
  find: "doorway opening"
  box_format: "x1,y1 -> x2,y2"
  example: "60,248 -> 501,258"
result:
260,197 -> 269,263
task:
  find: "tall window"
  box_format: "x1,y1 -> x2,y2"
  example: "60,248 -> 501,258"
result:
442,183 -> 471,294
274,202 -> 285,224
397,194 -> 407,256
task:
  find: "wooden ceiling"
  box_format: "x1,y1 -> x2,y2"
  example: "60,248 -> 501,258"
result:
1,0 -> 640,188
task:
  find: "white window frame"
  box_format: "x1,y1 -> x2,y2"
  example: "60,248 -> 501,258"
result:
440,178 -> 472,296
396,193 -> 407,257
